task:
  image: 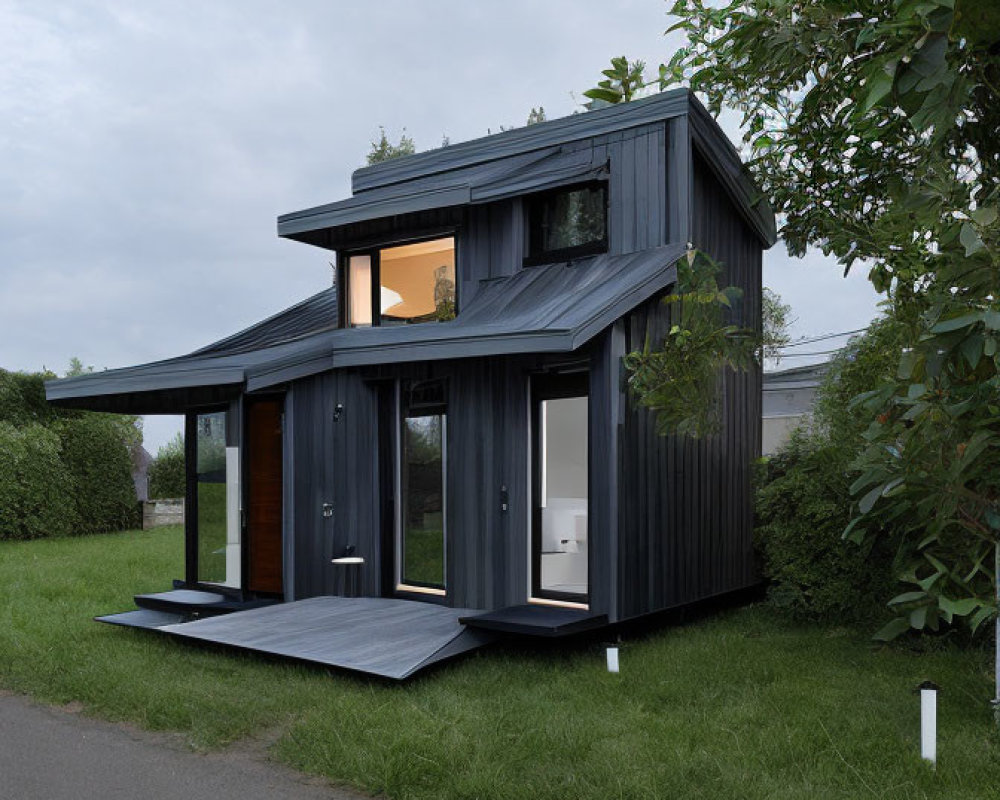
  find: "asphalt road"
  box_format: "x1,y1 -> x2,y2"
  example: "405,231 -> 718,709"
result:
0,692 -> 368,800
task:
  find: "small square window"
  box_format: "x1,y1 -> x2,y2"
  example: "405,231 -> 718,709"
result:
526,183 -> 608,265
341,236 -> 456,328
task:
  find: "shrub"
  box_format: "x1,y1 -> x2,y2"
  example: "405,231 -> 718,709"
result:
0,366 -> 142,539
755,315 -> 907,624
56,413 -> 141,535
0,370 -> 58,427
755,430 -> 899,624
0,422 -> 73,540
148,433 -> 186,499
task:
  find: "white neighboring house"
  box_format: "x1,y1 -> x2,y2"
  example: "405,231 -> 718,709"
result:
762,363 -> 830,455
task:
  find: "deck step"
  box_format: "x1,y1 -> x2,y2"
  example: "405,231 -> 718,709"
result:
459,604 -> 608,637
134,589 -> 278,617
95,609 -> 186,629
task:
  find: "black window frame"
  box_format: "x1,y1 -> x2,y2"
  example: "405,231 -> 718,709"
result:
396,378 -> 449,596
185,403 -> 241,596
524,181 -> 609,267
530,370 -> 591,605
338,233 -> 459,328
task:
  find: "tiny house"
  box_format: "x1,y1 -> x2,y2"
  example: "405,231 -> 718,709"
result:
47,89 -> 776,677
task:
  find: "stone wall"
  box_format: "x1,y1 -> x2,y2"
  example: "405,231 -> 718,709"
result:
142,498 -> 184,530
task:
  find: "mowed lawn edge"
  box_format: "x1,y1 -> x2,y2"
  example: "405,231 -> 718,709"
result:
1,528 -> 998,800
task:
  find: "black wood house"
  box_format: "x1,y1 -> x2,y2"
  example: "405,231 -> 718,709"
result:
47,89 -> 776,678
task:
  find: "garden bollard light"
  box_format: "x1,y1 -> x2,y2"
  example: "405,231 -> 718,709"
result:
919,680 -> 938,767
606,646 -> 619,673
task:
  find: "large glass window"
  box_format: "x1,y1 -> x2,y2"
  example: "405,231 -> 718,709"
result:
532,375 -> 589,603
397,380 -> 447,593
527,183 -> 607,264
194,411 -> 240,587
344,237 -> 456,327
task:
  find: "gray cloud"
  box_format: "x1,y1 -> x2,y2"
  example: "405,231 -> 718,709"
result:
1,0 -> 880,452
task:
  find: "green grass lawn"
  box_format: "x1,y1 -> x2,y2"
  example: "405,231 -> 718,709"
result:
1,528 -> 999,799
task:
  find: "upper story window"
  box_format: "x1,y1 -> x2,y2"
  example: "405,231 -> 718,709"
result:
345,236 -> 456,327
526,182 -> 608,265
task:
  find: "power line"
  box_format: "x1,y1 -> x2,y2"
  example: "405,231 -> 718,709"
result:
776,328 -> 866,349
781,347 -> 840,358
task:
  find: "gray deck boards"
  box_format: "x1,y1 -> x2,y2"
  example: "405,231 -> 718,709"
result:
157,597 -> 494,679
96,609 -> 186,629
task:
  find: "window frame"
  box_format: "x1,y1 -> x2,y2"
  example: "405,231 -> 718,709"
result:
338,232 -> 459,328
523,181 -> 609,267
394,378 -> 449,597
529,371 -> 591,606
184,404 -> 242,595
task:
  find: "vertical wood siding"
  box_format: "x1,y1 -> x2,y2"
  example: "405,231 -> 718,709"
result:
616,150 -> 762,620
283,352 -> 627,615
457,123 -> 667,308
287,371 -> 380,599
281,123 -> 758,621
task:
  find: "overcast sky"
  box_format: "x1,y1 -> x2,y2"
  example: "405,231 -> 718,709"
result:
1,0 -> 881,453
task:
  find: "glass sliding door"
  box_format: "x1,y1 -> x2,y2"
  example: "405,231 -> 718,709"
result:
194,410 -> 240,588
531,374 -> 589,604
397,380 -> 447,594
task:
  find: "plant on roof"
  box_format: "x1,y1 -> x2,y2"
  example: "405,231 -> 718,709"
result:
366,126 -> 416,165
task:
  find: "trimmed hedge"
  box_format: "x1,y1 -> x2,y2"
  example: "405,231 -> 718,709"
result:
0,423 -> 73,540
0,368 -> 141,540
148,433 -> 185,499
57,414 -> 140,534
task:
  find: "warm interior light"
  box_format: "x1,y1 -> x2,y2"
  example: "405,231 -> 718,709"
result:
380,237 -> 455,323
348,254 -> 372,326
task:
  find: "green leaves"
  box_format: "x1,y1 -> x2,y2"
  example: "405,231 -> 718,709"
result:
583,56 -> 648,105
640,0 -> 1000,646
857,60 -> 897,116
960,223 -> 985,256
623,249 -> 758,439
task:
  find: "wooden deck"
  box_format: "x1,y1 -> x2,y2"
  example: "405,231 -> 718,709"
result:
96,608 -> 186,629
155,596 -> 494,679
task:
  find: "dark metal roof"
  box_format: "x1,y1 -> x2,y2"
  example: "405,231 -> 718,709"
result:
192,286 -> 338,356
350,90 -> 689,194
278,90 -> 776,249
45,244 -> 684,412
278,145 -> 607,238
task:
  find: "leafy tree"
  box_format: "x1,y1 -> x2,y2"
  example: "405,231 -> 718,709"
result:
65,357 -> 93,377
591,1 -> 1000,703
762,287 -> 792,361
366,126 -> 416,165
650,0 -> 1000,648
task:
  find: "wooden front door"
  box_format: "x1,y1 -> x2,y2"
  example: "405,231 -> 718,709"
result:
246,398 -> 283,595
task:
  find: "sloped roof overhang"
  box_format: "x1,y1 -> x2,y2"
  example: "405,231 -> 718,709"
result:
278,90 -> 776,250
45,243 -> 684,413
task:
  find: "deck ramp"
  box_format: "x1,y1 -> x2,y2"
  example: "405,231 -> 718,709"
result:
157,596 -> 494,679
